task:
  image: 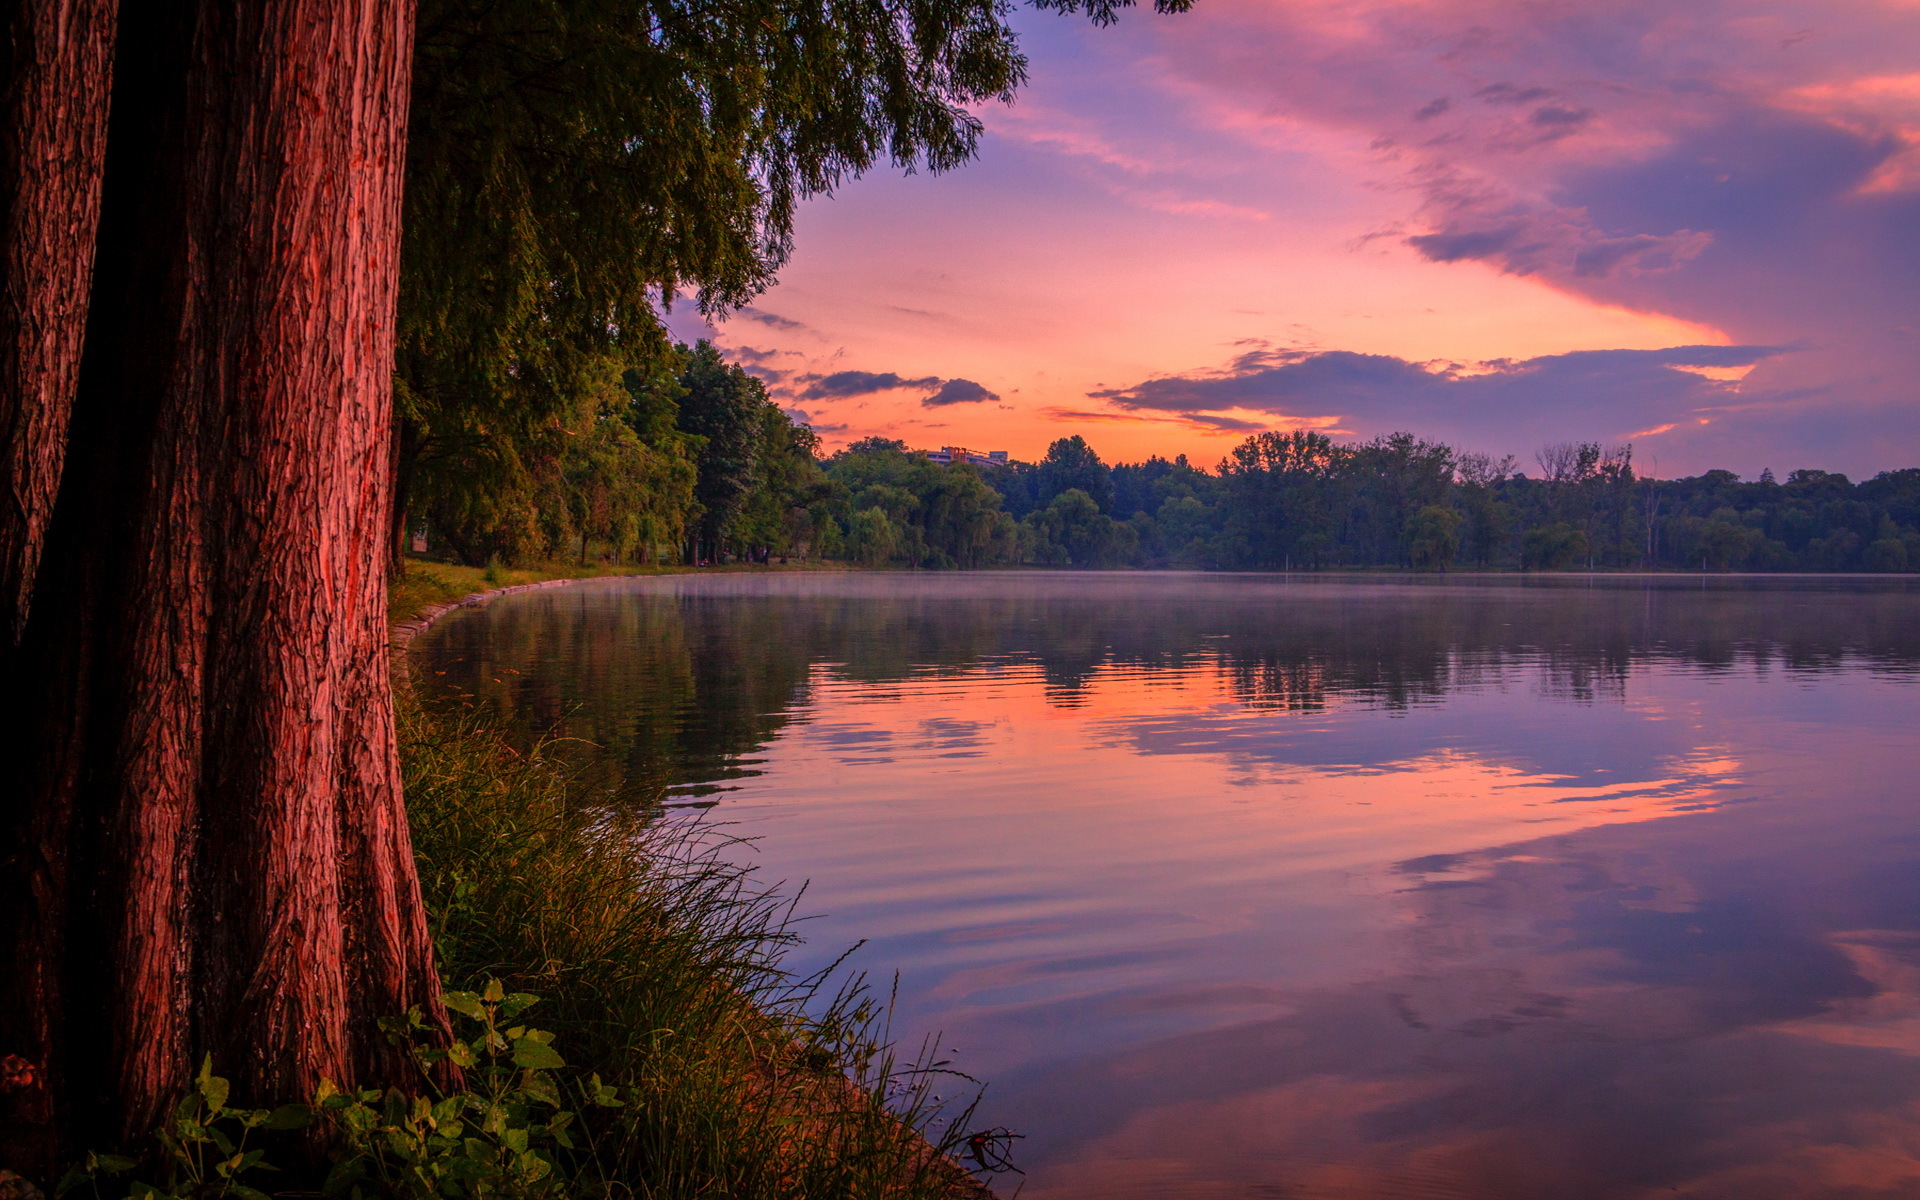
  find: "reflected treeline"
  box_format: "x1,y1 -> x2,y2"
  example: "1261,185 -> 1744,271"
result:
412,574 -> 1920,804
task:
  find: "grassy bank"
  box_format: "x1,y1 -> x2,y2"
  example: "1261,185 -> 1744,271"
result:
388,558 -> 855,628
399,703 -> 994,1198
393,565 -> 999,1198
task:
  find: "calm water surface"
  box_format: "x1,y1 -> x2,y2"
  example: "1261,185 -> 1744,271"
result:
414,572 -> 1920,1199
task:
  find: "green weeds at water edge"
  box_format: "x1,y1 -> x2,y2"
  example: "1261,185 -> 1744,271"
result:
398,700 -> 1006,1197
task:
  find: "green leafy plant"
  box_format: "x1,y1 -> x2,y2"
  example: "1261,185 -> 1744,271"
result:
57,1058 -> 308,1200
316,980 -> 610,1200
58,983 -> 631,1200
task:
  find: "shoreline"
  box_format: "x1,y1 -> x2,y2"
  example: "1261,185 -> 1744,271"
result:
387,562 -> 1000,1199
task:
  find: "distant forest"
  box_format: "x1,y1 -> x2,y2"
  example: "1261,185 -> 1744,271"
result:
415,340 -> 1920,574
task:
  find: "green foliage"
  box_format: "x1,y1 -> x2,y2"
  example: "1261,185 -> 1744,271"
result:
1034,436 -> 1114,513
313,984 -> 585,1200
61,991 -> 607,1200
846,507 -> 902,566
822,441 -> 1018,568
1020,489 -> 1137,567
394,0 -> 1137,571
967,430 -> 1920,573
417,342 -> 824,569
1405,505 -> 1463,572
398,703 -> 1004,1197
1522,522 -> 1589,570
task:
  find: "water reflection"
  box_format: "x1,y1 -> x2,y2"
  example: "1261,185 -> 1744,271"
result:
415,573 -> 1920,1198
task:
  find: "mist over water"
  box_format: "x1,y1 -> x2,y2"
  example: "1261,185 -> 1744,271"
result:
417,572 -> 1920,1199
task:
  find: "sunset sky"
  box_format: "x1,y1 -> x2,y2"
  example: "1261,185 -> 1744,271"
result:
666,0 -> 1920,478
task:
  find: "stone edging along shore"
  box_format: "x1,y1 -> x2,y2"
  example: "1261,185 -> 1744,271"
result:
389,574 -> 593,676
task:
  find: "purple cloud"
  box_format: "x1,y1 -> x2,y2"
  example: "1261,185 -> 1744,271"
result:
800,370 -> 942,399
1092,344 -> 1797,464
922,378 -> 1002,406
1126,0 -> 1920,470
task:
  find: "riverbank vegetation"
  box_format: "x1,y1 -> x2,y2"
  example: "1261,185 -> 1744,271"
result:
395,699 -> 1001,1198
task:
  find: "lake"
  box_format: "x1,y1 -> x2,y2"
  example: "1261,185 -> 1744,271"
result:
413,571 -> 1920,1199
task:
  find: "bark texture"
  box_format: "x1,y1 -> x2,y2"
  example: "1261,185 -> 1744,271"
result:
0,0 -> 443,1178
0,0 -> 117,646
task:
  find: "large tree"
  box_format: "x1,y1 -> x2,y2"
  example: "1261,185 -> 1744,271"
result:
0,0 -> 440,1175
0,0 -> 1188,1179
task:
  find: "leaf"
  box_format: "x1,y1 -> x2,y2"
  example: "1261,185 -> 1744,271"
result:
93,1155 -> 139,1174
587,1074 -> 625,1109
197,1056 -> 230,1114
520,1071 -> 560,1108
497,993 -> 540,1020
509,1039 -> 565,1071
440,992 -> 485,1019
447,1040 -> 477,1069
482,979 -> 504,1004
264,1104 -> 312,1131
515,1152 -> 550,1182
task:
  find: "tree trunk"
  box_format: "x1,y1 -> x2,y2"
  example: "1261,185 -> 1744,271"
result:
0,0 -> 118,648
0,0 -> 445,1179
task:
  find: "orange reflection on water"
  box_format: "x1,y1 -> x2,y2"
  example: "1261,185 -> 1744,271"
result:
415,573 -> 1920,1198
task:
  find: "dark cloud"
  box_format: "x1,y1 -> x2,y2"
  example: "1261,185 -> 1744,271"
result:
1045,406 -> 1269,434
1530,104 -> 1593,130
1091,344 -> 1791,461
1475,83 -> 1554,107
799,370 -> 940,400
1413,97 -> 1450,121
922,378 -> 1001,406
1406,227 -> 1519,264
738,307 -> 805,330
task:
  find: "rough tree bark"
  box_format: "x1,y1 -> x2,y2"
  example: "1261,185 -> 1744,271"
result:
0,0 -> 117,647
0,0 -> 447,1179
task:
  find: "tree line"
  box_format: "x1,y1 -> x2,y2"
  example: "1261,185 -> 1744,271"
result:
424,395 -> 1920,573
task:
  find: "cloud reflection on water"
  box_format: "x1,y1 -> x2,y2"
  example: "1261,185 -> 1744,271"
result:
415,573 -> 1920,1198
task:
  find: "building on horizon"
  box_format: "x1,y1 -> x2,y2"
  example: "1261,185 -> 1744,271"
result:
921,446 -> 1011,467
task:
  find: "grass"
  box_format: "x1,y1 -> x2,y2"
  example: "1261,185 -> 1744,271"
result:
399,700 -> 1002,1198
387,560 -> 663,627
387,558 -> 855,628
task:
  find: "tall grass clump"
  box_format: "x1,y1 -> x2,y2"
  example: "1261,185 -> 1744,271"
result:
398,699 -> 1001,1199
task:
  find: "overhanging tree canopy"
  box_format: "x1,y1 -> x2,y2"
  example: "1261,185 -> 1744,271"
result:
395,0 -> 1191,566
